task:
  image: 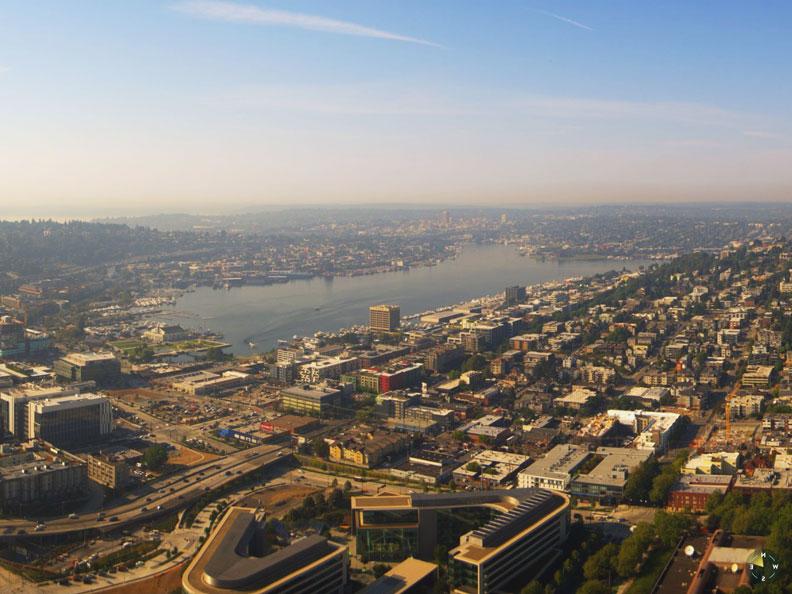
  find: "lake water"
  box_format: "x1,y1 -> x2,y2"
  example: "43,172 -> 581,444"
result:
155,244 -> 651,353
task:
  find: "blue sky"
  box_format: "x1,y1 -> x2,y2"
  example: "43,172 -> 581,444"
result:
1,1 -> 791,215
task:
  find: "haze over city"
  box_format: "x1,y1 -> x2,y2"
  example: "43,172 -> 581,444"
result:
5,4 -> 792,594
2,1 -> 792,217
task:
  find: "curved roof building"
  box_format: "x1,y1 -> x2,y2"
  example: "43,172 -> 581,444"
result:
182,507 -> 348,594
352,488 -> 570,594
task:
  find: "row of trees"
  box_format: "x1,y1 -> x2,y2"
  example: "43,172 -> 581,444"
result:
624,450 -> 688,506
705,490 -> 792,592
518,511 -> 692,594
283,481 -> 353,529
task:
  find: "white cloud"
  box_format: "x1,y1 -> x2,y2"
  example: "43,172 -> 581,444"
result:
534,9 -> 593,31
172,0 -> 442,47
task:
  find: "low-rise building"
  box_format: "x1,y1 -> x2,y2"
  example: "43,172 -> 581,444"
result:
741,365 -> 774,388
54,352 -> 120,385
143,324 -> 190,344
667,474 -> 734,512
454,450 -> 531,486
553,387 -> 597,411
729,394 -> 764,419
571,447 -> 653,502
518,444 -> 590,492
0,445 -> 87,510
171,370 -> 250,395
280,385 -> 344,418
604,410 -> 681,453
682,452 -> 741,475
623,386 -> 670,407
329,430 -> 410,468
299,356 -> 359,384
86,448 -> 141,491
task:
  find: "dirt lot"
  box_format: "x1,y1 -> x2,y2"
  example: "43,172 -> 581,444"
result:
167,444 -> 219,466
237,484 -> 319,514
94,561 -> 186,594
109,388 -> 167,406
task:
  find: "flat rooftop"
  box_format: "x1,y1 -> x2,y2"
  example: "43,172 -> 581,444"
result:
62,352 -> 117,365
360,557 -> 436,594
573,447 -> 652,488
521,444 -> 589,481
182,507 -> 346,594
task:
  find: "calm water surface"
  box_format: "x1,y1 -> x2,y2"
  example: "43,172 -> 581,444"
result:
156,244 -> 651,353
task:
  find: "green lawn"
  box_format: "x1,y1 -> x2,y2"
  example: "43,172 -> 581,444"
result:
108,338 -> 145,353
109,338 -> 228,355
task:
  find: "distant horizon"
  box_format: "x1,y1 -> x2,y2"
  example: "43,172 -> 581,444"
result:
2,198 -> 792,223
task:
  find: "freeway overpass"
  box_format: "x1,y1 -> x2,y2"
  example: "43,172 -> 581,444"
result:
0,443 -> 290,542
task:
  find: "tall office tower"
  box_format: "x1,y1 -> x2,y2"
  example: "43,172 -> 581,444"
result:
504,285 -> 526,305
440,210 -> 451,225
369,304 -> 401,332
27,393 -> 113,447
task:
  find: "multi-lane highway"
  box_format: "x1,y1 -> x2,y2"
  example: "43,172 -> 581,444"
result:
0,443 -> 289,541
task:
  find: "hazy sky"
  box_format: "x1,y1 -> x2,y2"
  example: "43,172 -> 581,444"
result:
2,1 -> 792,216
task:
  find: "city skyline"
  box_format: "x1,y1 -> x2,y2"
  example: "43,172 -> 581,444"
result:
2,1 -> 792,216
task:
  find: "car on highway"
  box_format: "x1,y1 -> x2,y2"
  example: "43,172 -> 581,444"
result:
109,516 -> 118,522
34,523 -> 45,531
141,506 -> 148,512
68,513 -> 78,519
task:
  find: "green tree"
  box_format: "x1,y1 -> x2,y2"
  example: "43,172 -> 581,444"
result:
520,581 -> 543,594
583,543 -> 618,581
624,458 -> 659,503
143,444 -> 168,471
312,439 -> 329,458
653,511 -> 692,548
204,347 -> 229,362
577,580 -> 611,594
616,522 -> 655,577
462,354 -> 487,372
616,538 -> 643,578
649,470 -> 677,505
329,488 -> 345,509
